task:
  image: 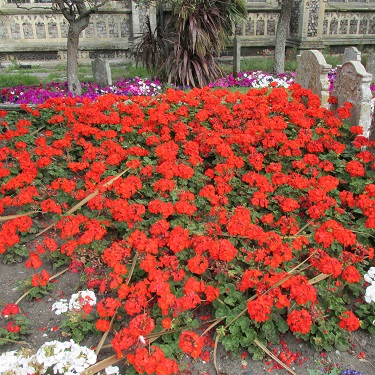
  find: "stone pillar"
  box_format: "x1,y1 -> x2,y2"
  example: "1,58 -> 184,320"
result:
296,0 -> 325,51
233,36 -> 241,78
131,1 -> 157,38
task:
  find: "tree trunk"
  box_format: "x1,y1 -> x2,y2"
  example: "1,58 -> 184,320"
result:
274,0 -> 294,74
67,17 -> 90,96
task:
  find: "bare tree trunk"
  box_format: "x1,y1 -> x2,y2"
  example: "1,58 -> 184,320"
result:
274,0 -> 293,74
67,17 -> 90,95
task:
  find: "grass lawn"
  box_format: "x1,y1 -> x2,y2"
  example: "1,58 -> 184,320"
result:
0,52 -> 350,90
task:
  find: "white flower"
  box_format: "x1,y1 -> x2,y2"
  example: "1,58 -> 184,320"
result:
68,290 -> 96,311
52,299 -> 69,315
0,349 -> 38,375
0,350 -> 19,373
36,340 -> 97,374
365,283 -> 375,304
105,366 -> 120,375
365,267 -> 375,281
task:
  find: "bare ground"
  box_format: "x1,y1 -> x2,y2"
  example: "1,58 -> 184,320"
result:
1,259 -> 375,375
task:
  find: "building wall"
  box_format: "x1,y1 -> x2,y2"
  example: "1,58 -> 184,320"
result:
0,0 -> 149,62
237,0 -> 375,53
0,0 -> 374,63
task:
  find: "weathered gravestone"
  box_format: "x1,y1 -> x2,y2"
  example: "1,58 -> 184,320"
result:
295,50 -> 332,108
332,61 -> 372,137
369,110 -> 375,142
366,51 -> 375,81
342,46 -> 361,64
92,58 -> 112,87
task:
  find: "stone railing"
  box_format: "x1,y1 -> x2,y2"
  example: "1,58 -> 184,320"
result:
0,0 -> 375,63
323,2 -> 375,48
0,0 -> 154,63
235,0 -> 375,52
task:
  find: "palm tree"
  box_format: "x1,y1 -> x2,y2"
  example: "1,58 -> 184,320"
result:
136,0 -> 247,87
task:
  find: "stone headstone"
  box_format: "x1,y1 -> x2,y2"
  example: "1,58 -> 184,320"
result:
332,60 -> 373,137
369,109 -> 375,142
342,46 -> 361,64
366,51 -> 375,81
92,58 -> 112,87
233,36 -> 241,78
295,50 -> 332,108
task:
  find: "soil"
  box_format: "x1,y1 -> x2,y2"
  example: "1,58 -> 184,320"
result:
1,259 -> 375,375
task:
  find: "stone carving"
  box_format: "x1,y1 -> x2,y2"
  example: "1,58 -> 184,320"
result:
324,12 -> 375,36
296,50 -> 332,108
48,22 -> 58,39
342,46 -> 361,64
359,18 -> 368,35
340,19 -> 348,35
36,22 -> 46,39
84,21 -> 95,38
0,20 -> 9,39
350,18 -> 359,34
92,58 -> 112,88
242,13 -> 279,36
90,50 -> 132,60
23,22 -> 34,39
332,61 -> 373,137
366,51 -> 375,81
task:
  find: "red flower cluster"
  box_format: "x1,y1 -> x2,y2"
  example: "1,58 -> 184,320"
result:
339,311 -> 360,332
287,309 -> 313,334
179,331 -> 204,358
31,270 -> 50,287
1,85 -> 375,373
1,303 -> 20,317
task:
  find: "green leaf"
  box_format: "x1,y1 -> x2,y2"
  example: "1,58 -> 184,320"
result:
237,316 -> 251,333
155,344 -> 174,358
349,178 -> 366,194
229,324 -> 239,334
250,345 -> 265,360
191,319 -> 200,329
275,317 -> 289,333
72,328 -> 84,343
125,367 -> 137,375
261,320 -> 279,344
239,335 -> 252,347
307,370 -> 322,375
224,295 -> 237,306
334,335 -> 349,351
222,334 -> 240,351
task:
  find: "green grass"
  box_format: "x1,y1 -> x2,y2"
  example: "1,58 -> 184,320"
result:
0,73 -> 41,89
325,54 -> 344,67
240,56 -> 298,73
0,62 -> 153,89
0,53 -> 347,89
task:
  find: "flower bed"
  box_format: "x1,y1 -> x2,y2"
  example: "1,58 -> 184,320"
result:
1,84 -> 375,375
0,77 -> 163,105
1,70 -> 374,107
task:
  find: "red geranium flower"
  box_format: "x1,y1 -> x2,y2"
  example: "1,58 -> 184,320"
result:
287,309 -> 312,334
179,331 -> 204,358
339,311 -> 360,332
1,303 -> 20,317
